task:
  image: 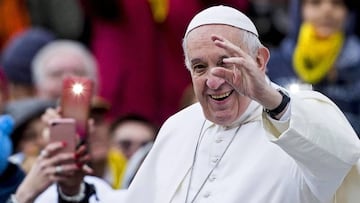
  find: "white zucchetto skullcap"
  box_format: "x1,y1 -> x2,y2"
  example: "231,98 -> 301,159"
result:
185,5 -> 259,38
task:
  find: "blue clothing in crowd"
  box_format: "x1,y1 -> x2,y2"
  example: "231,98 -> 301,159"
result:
0,115 -> 25,202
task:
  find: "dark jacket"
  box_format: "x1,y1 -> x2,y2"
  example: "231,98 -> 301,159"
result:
0,163 -> 25,203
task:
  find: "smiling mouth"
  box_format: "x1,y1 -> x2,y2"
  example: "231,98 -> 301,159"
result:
210,90 -> 234,101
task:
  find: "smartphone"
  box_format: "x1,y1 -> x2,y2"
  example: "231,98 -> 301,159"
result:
60,76 -> 93,141
48,118 -> 77,153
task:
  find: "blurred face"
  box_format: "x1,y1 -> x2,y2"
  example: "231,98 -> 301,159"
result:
88,119 -> 110,162
302,0 -> 348,37
185,25 -> 252,125
19,118 -> 47,156
112,121 -> 155,159
37,51 -> 88,99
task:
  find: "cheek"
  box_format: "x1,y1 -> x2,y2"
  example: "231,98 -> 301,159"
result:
192,76 -> 205,98
333,11 -> 347,27
47,82 -> 61,93
302,7 -> 318,23
41,81 -> 62,98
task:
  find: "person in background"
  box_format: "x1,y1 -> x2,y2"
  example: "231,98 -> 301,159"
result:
109,114 -> 158,188
0,28 -> 56,173
4,98 -> 55,173
88,98 -> 128,189
110,114 -> 158,160
8,141 -> 96,203
31,40 -> 126,189
0,27 -> 55,101
266,0 -> 360,136
31,40 -> 98,100
5,97 -> 112,203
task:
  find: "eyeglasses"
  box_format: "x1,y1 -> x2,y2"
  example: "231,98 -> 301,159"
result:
117,140 -> 151,151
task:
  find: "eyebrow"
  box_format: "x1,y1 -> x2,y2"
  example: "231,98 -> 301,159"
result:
190,58 -> 202,65
219,55 -> 229,60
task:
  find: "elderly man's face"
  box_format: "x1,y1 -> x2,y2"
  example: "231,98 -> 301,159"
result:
185,25 -> 252,126
37,51 -> 88,99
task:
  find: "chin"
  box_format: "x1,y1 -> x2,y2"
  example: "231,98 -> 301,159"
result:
316,29 -> 338,38
209,112 -> 236,126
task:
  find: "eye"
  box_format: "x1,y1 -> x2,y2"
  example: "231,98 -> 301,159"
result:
47,70 -> 63,79
192,63 -> 207,74
306,0 -> 321,6
218,60 -> 227,68
331,0 -> 345,6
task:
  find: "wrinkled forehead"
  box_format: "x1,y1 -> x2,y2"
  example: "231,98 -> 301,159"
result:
184,24 -> 243,52
187,24 -> 242,39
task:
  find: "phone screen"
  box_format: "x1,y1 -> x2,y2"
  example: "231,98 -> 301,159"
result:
60,76 -> 93,141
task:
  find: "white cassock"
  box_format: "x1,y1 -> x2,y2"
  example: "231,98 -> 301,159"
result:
36,90 -> 360,203
102,90 -> 360,203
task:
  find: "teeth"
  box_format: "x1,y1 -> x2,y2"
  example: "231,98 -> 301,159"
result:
211,91 -> 231,99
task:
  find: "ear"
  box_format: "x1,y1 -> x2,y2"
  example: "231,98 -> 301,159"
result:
256,47 -> 270,73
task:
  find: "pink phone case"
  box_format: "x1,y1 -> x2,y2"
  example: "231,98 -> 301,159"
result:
48,118 -> 77,153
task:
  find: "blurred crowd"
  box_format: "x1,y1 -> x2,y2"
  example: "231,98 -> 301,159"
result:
1,0 -> 360,202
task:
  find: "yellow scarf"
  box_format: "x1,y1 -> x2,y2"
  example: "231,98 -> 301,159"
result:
293,23 -> 344,84
148,0 -> 168,23
107,148 -> 127,189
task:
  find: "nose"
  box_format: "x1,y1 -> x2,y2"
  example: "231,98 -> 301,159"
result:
61,71 -> 76,80
206,71 -> 225,90
320,1 -> 335,12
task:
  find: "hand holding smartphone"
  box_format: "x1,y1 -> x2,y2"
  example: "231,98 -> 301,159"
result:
60,76 -> 93,141
48,118 -> 77,153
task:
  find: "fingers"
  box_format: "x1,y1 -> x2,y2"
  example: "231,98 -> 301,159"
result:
75,145 -> 90,163
211,34 -> 248,57
210,66 -> 233,81
39,149 -> 49,159
41,108 -> 61,124
40,155 -> 83,183
210,34 -> 264,91
81,164 -> 93,174
39,142 -> 66,160
211,34 -> 256,70
74,145 -> 92,174
38,143 -> 76,175
211,34 -> 253,74
54,163 -> 80,176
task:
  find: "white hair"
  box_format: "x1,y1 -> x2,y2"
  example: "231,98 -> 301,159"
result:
32,40 -> 98,90
182,29 -> 263,71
